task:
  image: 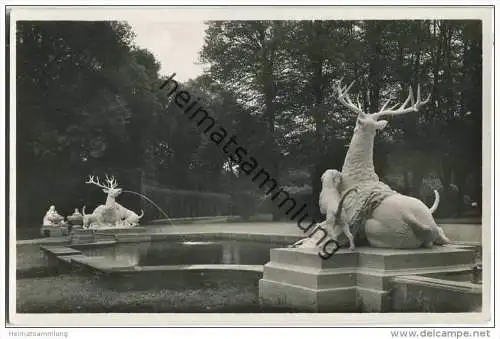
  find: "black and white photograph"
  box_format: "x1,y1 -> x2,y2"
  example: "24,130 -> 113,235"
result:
5,5 -> 495,330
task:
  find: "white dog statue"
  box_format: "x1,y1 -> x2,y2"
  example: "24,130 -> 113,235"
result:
317,169 -> 358,250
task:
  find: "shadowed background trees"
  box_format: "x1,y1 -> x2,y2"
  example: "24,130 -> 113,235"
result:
15,20 -> 482,238
200,20 -> 482,220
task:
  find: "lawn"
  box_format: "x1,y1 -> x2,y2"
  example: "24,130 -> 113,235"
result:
16,273 -> 274,313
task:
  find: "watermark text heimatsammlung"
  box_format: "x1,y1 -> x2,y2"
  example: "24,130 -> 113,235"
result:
160,73 -> 340,259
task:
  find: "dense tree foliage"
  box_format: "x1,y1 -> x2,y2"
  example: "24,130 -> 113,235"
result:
16,21 -> 162,229
15,19 -> 482,237
200,20 -> 482,218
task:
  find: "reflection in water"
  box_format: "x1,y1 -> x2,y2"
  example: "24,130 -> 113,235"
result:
222,242 -> 241,264
115,246 -> 141,266
182,241 -> 216,245
82,243 -> 145,266
81,240 -> 282,266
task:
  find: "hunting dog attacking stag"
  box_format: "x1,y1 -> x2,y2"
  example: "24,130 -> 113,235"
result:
291,169 -> 358,251
328,78 -> 450,249
317,169 -> 358,250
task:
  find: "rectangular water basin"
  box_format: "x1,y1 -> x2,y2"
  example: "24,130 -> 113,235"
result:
78,239 -> 287,267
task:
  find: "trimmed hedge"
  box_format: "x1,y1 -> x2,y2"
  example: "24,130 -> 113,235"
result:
141,184 -> 232,219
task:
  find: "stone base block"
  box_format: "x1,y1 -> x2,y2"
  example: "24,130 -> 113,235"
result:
69,225 -> 84,232
39,245 -> 82,272
259,279 -> 359,312
391,275 -> 482,312
357,287 -> 391,312
40,226 -> 69,237
259,245 -> 476,312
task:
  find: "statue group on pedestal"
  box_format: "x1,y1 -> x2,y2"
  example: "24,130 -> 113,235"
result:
294,79 -> 450,251
82,175 -> 144,229
42,175 -> 145,231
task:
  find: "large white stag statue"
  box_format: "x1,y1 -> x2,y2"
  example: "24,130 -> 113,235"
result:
82,175 -> 144,229
332,79 -> 450,249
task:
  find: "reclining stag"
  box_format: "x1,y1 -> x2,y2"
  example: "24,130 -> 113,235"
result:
295,79 -> 449,250
82,175 -> 144,229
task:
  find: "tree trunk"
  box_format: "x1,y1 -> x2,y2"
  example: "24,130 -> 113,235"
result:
260,25 -> 280,221
305,21 -> 327,220
366,21 -> 382,113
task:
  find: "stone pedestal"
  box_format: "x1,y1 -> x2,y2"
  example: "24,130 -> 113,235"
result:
259,246 -> 475,312
69,225 -> 83,232
40,225 -> 69,237
69,227 -> 148,245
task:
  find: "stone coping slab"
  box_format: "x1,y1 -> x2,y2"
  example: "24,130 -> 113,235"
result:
355,264 -> 475,276
18,237 -> 69,246
269,244 -> 472,255
40,245 -> 82,256
71,240 -> 118,248
57,254 -> 85,263
263,261 -> 474,277
392,274 -> 481,294
147,232 -> 297,244
71,227 -> 148,235
70,255 -> 136,271
133,264 -> 263,273
149,215 -> 239,225
269,245 -> 474,269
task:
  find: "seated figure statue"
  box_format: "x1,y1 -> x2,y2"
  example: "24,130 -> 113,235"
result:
42,205 -> 65,227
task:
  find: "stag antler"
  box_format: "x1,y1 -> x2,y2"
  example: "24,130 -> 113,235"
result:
85,175 -> 119,189
334,79 -> 365,116
104,174 -> 118,189
371,84 -> 431,119
334,78 -> 431,119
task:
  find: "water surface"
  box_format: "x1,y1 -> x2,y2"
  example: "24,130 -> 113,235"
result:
80,240 -> 283,266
